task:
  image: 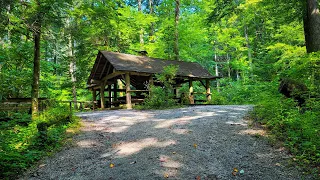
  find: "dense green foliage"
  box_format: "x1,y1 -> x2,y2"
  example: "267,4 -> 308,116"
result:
139,65 -> 179,109
0,0 -> 319,176
0,106 -> 80,179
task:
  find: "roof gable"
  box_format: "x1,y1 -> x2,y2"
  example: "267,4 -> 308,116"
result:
88,51 -> 217,85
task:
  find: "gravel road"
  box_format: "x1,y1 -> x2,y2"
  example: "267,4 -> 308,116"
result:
21,105 -> 312,180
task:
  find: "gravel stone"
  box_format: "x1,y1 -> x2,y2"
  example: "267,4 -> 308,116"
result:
20,105 -> 312,180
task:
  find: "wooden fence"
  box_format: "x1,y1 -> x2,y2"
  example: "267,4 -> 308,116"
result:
0,98 -> 96,112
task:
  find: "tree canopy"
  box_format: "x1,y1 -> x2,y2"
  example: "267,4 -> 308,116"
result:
0,0 -> 319,177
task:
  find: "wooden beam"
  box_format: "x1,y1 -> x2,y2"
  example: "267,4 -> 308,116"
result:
114,81 -> 118,106
108,85 -> 112,108
122,71 -> 151,76
100,82 -> 106,109
99,62 -> 109,79
127,90 -> 149,92
92,89 -> 96,111
200,80 -> 206,88
149,76 -> 154,86
90,79 -> 101,85
102,71 -> 124,82
125,73 -> 132,109
189,79 -> 194,104
206,79 -> 211,101
118,79 -> 124,96
93,53 -> 102,78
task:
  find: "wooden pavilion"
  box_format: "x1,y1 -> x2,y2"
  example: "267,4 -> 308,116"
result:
87,51 -> 219,109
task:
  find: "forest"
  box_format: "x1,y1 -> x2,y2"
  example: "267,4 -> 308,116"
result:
0,0 -> 319,178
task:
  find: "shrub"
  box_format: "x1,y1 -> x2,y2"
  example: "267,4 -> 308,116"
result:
140,86 -> 177,109
0,104 -> 79,179
207,90 -> 227,105
138,65 -> 179,109
250,94 -> 320,169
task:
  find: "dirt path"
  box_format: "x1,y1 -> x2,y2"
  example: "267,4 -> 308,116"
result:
22,105 -> 310,180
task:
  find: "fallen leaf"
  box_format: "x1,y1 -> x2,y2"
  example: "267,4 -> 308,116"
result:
196,175 -> 201,180
275,163 -> 281,166
164,173 -> 169,178
130,161 -> 136,164
193,144 -> 198,148
233,168 -> 238,172
172,152 -> 176,154
109,163 -> 115,168
232,171 -> 237,176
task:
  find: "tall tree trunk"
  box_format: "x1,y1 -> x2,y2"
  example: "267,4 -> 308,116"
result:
304,0 -> 320,53
149,0 -> 154,42
244,26 -> 252,71
7,5 -> 11,45
214,45 -> 220,92
227,53 -> 231,78
31,1 -> 42,119
174,0 -> 180,60
138,0 -> 144,49
68,33 -> 77,110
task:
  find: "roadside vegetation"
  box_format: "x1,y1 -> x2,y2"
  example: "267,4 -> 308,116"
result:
0,105 -> 81,179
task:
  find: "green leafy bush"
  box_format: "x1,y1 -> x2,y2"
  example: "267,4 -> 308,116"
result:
140,86 -> 177,109
0,105 -> 79,179
250,94 -> 320,169
138,65 -> 180,109
207,90 -> 227,105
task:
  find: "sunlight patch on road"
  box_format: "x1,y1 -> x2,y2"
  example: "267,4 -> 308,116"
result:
154,113 -> 216,129
238,129 -> 267,136
112,138 -> 176,157
77,140 -> 103,148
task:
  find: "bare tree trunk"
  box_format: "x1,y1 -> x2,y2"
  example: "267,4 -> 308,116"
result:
227,54 -> 231,78
149,0 -> 154,42
138,0 -> 144,49
174,0 -> 180,60
7,5 -> 11,45
68,33 -> 77,110
244,26 -> 252,73
304,0 -> 320,53
214,48 -> 220,92
31,0 -> 41,119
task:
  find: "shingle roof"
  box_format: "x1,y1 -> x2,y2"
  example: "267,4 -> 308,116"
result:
88,51 -> 218,85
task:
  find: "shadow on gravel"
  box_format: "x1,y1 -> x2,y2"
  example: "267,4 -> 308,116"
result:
24,106 -> 312,180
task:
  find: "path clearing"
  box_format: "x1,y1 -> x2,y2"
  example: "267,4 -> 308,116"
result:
22,106 -> 310,180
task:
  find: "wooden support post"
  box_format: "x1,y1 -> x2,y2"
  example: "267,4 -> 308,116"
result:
149,75 -> 154,95
149,75 -> 154,86
108,85 -> 112,108
174,88 -> 179,98
92,89 -> 96,111
125,73 -> 132,109
100,82 -> 106,109
119,79 -> 124,97
114,81 -> 118,106
206,79 -> 211,101
189,79 -> 194,104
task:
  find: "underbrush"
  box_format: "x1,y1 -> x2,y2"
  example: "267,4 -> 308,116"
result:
250,96 -> 320,174
214,79 -> 319,175
136,86 -> 181,110
0,105 -> 80,179
223,80 -> 320,174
